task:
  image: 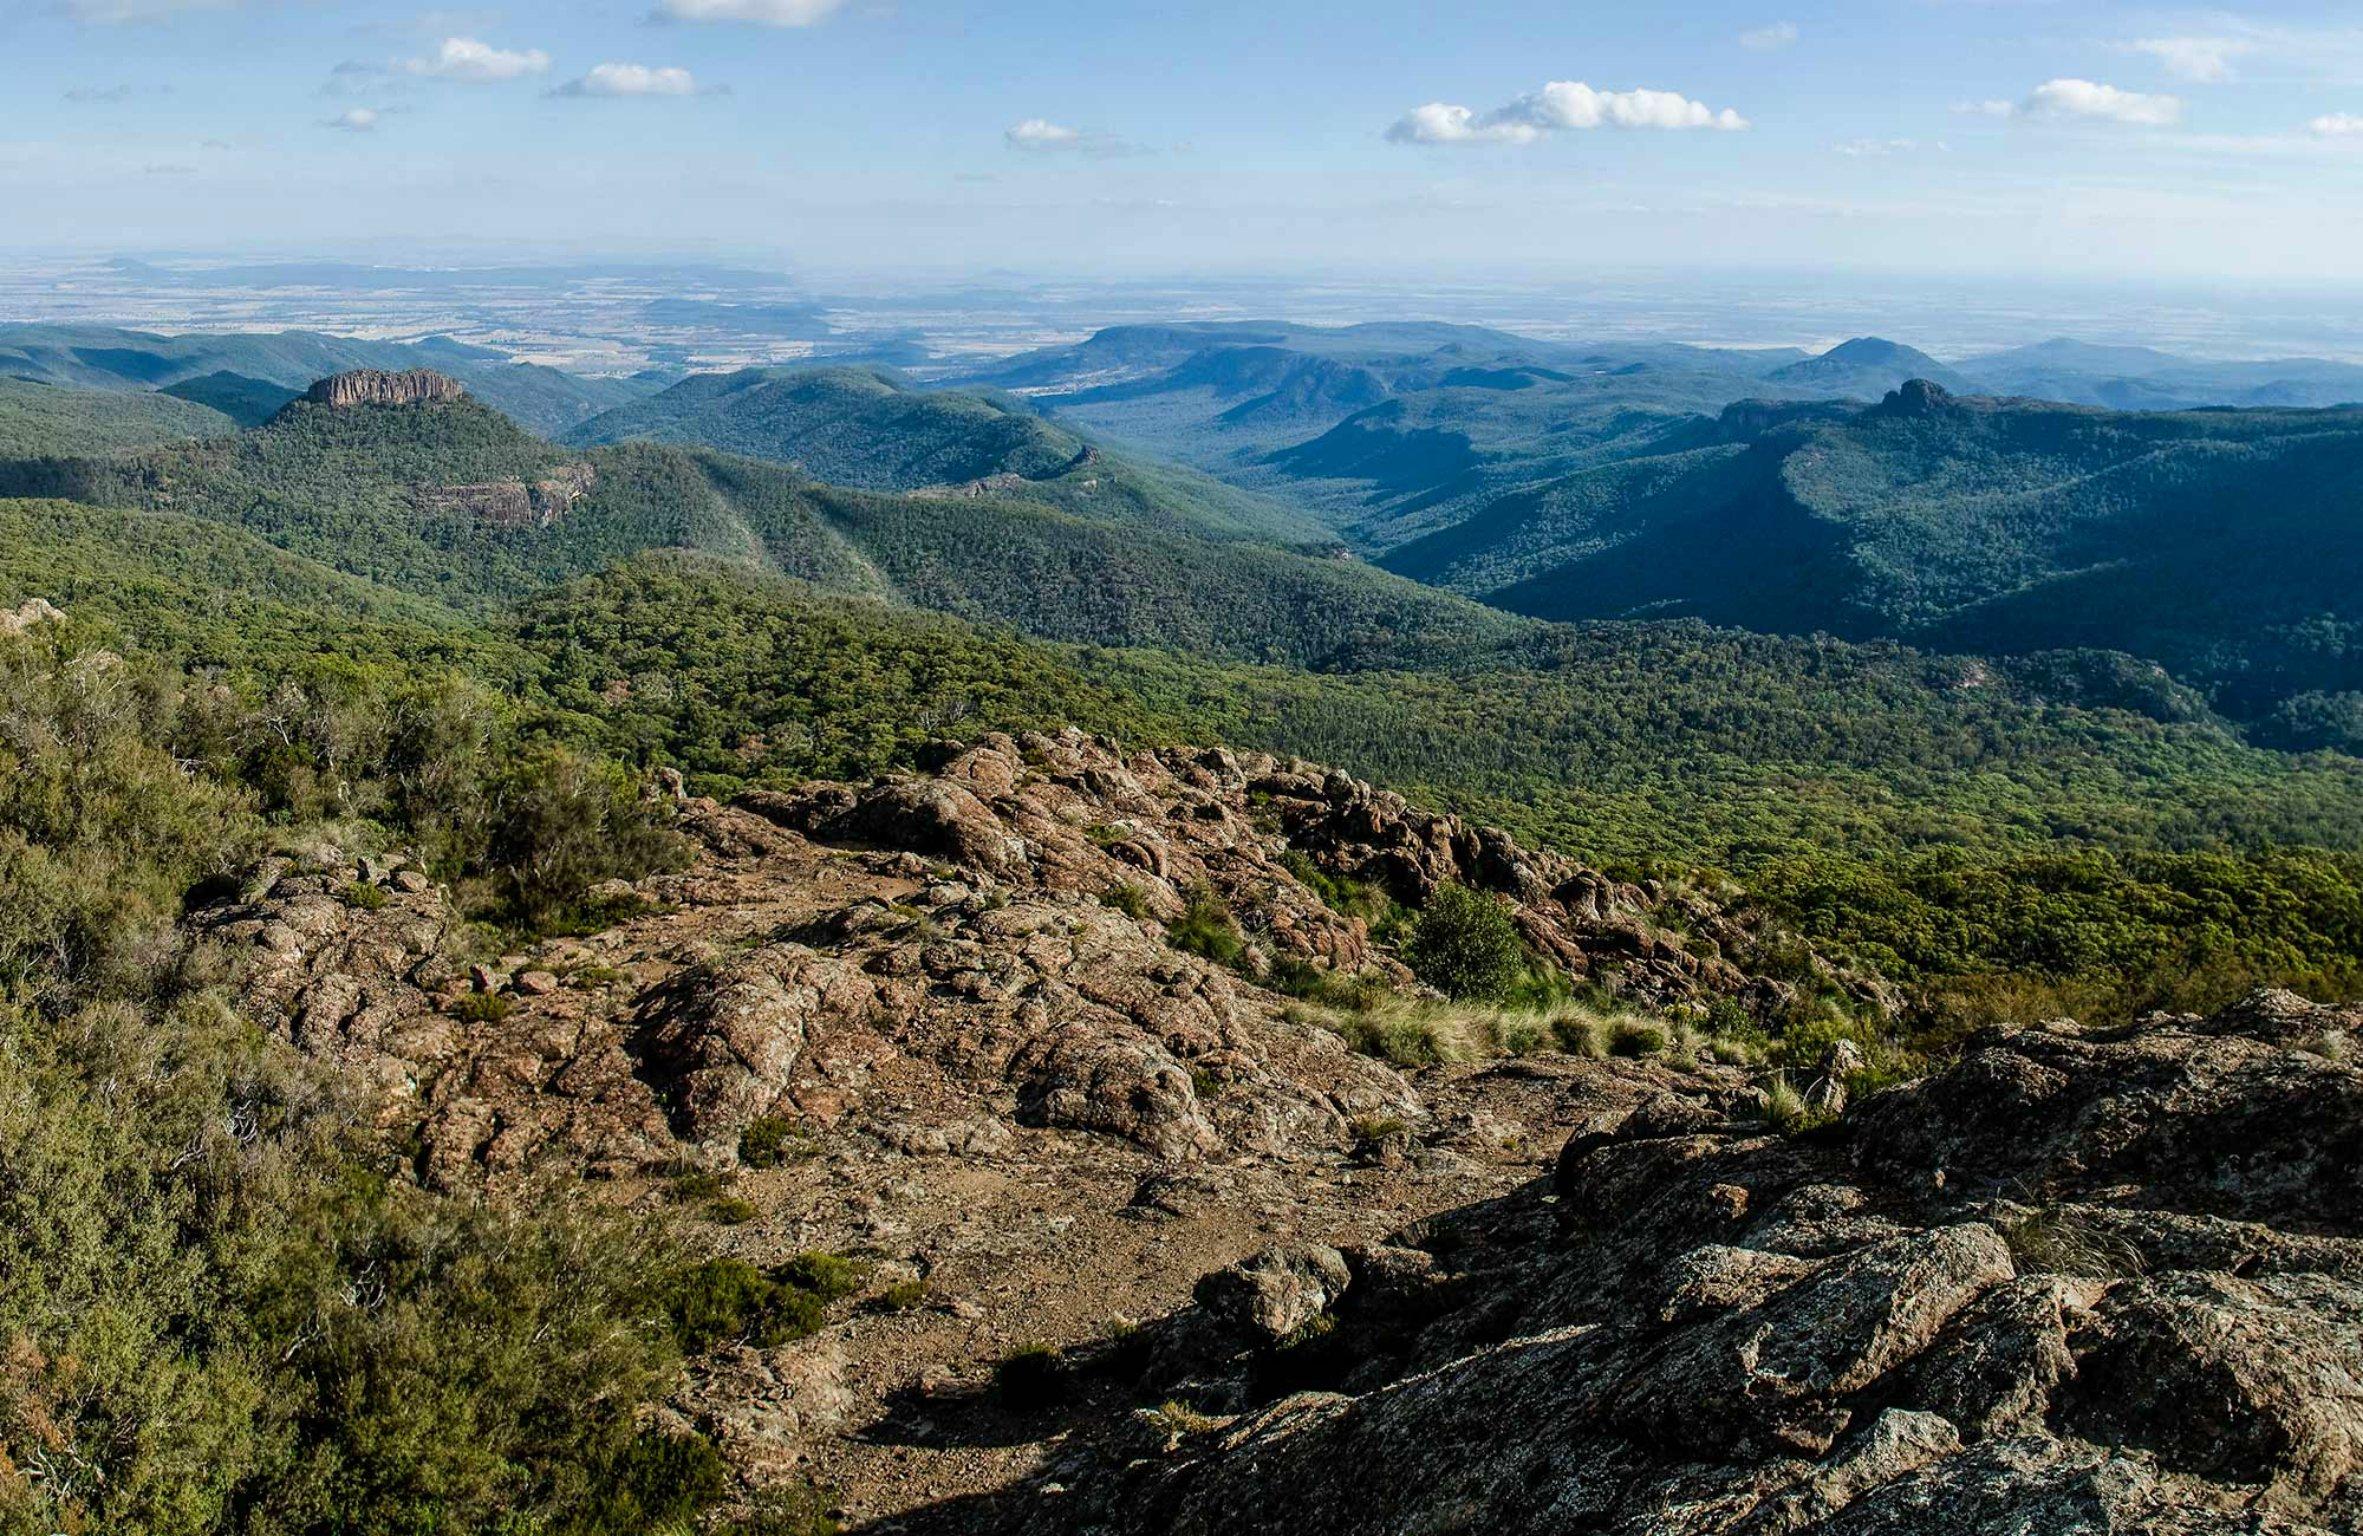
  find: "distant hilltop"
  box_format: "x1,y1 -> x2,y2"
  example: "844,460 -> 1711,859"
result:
302,368 -> 468,410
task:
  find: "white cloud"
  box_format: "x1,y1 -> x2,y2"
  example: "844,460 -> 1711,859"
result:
2312,113 -> 2363,136
1006,119 -> 1083,150
1388,80 -> 1748,145
652,0 -> 845,24
402,37 -> 552,82
1954,99 -> 2017,119
325,108 -> 379,133
555,64 -> 703,98
2019,79 -> 2183,126
2127,36 -> 2251,84
1739,21 -> 1798,53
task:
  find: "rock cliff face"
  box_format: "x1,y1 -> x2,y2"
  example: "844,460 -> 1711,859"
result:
300,368 -> 469,410
1012,992 -> 2363,1536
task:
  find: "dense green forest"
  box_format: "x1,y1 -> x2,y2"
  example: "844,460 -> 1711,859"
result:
0,377 -> 234,457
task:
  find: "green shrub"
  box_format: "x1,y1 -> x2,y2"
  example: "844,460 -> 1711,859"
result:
1403,883 -> 1526,1001
663,1258 -> 827,1355
339,879 -> 391,911
1104,881 -> 1152,919
737,1114 -> 807,1169
448,991 -> 514,1023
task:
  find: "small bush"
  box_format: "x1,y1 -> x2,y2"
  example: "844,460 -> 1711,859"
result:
339,879 -> 390,911
1999,1207 -> 2147,1278
738,1114 -> 809,1170
776,1251 -> 868,1303
1104,881 -> 1151,919
664,1257 -> 831,1354
708,1194 -> 758,1226
875,1278 -> 930,1313
447,991 -> 513,1023
1404,883 -> 1526,1001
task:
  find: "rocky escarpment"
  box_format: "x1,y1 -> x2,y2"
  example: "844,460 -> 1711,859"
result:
298,368 -> 469,411
1004,991 -> 2363,1536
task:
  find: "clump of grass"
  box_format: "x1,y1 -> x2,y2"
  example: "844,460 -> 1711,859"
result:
995,1342 -> 1071,1410
1998,1207 -> 2148,1278
776,1251 -> 869,1303
1348,1113 -> 1414,1161
1141,1400 -> 1223,1439
1606,1019 -> 1671,1058
1104,882 -> 1152,920
1761,1074 -> 1833,1137
708,1194 -> 758,1226
339,880 -> 391,912
1166,886 -> 1248,969
570,963 -> 628,988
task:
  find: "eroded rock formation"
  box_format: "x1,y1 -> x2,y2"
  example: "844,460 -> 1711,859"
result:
300,368 -> 469,410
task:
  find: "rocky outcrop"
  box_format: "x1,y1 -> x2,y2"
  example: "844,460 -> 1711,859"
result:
300,369 -> 469,410
746,729 -> 1867,1020
424,461 -> 597,527
0,597 -> 64,635
1020,994 -> 2363,1535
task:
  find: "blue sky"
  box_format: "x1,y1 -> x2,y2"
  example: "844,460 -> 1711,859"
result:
7,1 -> 2363,282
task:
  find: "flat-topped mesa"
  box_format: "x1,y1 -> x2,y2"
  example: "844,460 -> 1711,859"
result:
301,368 -> 468,410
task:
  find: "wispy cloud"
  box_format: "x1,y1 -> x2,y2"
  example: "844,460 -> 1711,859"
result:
651,0 -> 845,25
1972,79 -> 2182,127
324,108 -> 380,133
2312,112 -> 2363,137
401,37 -> 552,82
1388,81 -> 1748,145
1738,21 -> 1798,53
1004,119 -> 1145,157
2126,36 -> 2251,84
553,64 -> 706,98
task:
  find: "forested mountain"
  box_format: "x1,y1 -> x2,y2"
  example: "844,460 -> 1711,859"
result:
0,371 -> 1513,667
1379,381 -> 2363,741
567,364 -> 1326,542
0,375 -> 234,456
0,322 -> 654,435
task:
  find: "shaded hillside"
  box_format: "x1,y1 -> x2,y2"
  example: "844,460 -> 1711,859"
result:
568,366 -> 1086,489
1407,384 -> 2363,731
158,369 -> 302,426
568,364 -> 1327,542
0,376 -> 233,456
0,322 -> 652,435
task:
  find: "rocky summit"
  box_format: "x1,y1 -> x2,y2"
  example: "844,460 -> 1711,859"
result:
299,367 -> 469,410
